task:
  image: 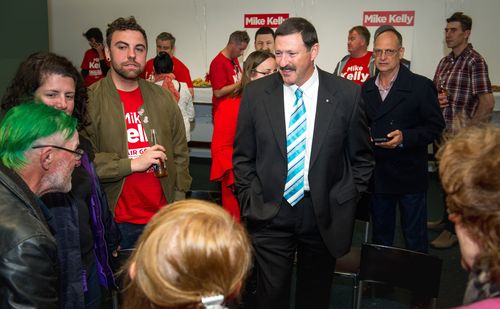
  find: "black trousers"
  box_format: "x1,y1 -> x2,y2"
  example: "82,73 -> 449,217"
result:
243,194 -> 335,309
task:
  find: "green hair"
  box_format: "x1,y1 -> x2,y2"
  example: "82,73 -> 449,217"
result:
0,102 -> 78,170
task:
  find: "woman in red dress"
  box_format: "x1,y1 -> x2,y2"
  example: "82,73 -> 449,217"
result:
210,51 -> 277,221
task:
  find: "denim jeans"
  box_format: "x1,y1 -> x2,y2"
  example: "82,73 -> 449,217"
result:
371,192 -> 428,253
117,222 -> 146,249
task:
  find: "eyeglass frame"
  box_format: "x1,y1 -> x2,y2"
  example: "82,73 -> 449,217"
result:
252,69 -> 278,76
373,48 -> 401,57
31,145 -> 84,158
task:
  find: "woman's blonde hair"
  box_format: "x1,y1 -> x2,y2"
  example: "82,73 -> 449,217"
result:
437,124 -> 500,286
122,200 -> 252,309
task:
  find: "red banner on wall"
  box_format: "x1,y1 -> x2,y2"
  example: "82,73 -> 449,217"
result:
244,14 -> 289,28
363,11 -> 415,27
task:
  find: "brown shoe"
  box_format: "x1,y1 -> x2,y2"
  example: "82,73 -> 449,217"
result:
427,219 -> 445,231
430,230 -> 458,249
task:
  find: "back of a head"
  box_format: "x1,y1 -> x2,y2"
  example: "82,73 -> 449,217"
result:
0,102 -> 77,171
122,200 -> 252,309
275,17 -> 318,49
437,124 -> 500,285
154,52 -> 174,74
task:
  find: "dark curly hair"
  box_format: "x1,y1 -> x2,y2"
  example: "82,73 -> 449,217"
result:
106,16 -> 147,49
1,52 -> 89,130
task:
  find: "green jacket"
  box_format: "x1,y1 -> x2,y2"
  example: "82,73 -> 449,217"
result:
81,74 -> 192,213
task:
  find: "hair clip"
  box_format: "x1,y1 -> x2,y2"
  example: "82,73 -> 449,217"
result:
201,294 -> 225,309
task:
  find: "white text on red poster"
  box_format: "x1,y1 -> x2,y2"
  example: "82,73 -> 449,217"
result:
363,11 -> 415,27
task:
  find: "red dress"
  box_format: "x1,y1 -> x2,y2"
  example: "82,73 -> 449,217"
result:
210,96 -> 241,221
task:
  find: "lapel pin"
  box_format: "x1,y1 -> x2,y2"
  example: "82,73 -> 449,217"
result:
325,99 -> 330,103
143,116 -> 149,124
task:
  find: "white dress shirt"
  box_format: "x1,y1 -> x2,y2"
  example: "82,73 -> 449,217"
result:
283,66 -> 319,191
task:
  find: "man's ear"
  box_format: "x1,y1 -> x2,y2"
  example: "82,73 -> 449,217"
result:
105,45 -> 111,61
39,149 -> 52,171
309,43 -> 320,62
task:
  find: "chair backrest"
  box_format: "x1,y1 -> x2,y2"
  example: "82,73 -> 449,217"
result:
359,243 -> 443,298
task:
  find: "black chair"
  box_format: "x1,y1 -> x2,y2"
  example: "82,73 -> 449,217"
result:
358,243 -> 443,309
186,190 -> 222,205
333,192 -> 371,309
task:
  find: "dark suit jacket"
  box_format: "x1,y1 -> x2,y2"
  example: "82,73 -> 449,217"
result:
361,65 -> 445,194
233,68 -> 374,257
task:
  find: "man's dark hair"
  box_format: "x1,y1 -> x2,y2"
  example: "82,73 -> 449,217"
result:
83,27 -> 104,43
350,25 -> 371,46
228,31 -> 250,45
154,52 -> 174,74
156,32 -> 176,47
275,17 -> 318,50
255,27 -> 275,41
106,16 -> 147,48
447,12 -> 472,32
375,26 -> 403,47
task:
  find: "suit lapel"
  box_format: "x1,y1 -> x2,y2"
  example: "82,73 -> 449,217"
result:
263,74 -> 287,159
372,66 -> 412,120
310,70 -> 337,168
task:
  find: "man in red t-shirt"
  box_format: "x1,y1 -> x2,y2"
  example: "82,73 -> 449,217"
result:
140,32 -> 194,96
209,31 -> 249,114
84,17 -> 191,249
333,25 -> 375,85
81,27 -> 109,87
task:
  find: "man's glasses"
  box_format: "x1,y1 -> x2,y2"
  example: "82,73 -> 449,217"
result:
373,48 -> 400,57
253,69 -> 278,76
32,145 -> 84,159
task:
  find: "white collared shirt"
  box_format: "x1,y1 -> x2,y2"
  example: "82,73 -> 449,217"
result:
283,66 -> 319,191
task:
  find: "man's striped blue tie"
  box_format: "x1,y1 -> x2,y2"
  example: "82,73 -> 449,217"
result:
284,88 -> 306,206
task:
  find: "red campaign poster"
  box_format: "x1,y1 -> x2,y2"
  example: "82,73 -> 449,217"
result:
244,13 -> 289,28
363,11 -> 415,27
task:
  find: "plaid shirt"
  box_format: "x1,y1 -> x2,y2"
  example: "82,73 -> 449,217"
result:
433,44 -> 492,132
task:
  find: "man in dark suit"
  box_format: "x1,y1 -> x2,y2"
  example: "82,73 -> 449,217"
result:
233,17 -> 374,309
361,27 -> 445,253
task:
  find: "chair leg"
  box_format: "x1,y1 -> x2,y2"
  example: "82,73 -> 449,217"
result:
355,280 -> 363,309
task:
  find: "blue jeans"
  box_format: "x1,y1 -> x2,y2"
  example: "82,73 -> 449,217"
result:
371,192 -> 428,253
117,222 -> 146,249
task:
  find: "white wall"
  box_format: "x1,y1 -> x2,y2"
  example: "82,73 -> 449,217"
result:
48,0 -> 499,83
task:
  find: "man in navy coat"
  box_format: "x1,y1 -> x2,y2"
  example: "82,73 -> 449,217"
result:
361,27 -> 445,253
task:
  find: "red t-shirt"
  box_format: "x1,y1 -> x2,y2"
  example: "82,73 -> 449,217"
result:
80,49 -> 106,87
141,56 -> 193,88
114,88 -> 167,224
340,51 -> 373,85
209,52 -> 242,113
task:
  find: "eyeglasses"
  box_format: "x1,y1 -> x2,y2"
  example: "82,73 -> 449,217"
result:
32,145 -> 84,159
253,69 -> 278,76
373,48 -> 400,57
